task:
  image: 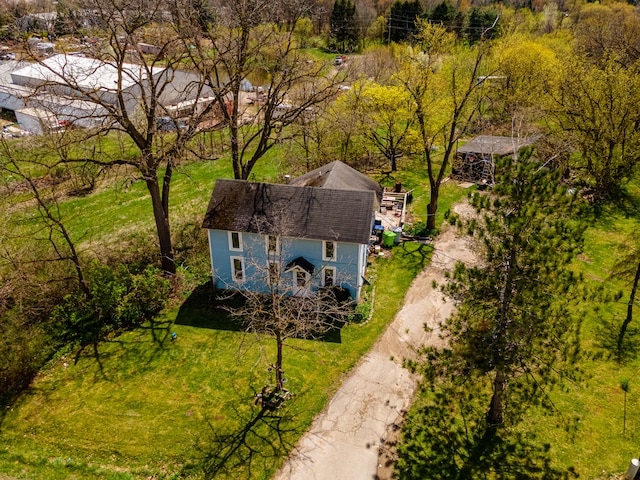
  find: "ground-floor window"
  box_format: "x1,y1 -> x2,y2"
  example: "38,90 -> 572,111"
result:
231,256 -> 245,282
323,267 -> 336,287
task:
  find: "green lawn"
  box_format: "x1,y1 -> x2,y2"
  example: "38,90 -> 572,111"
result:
10,142 -> 640,479
536,187 -> 640,479
0,241 -> 440,480
0,152 -> 468,479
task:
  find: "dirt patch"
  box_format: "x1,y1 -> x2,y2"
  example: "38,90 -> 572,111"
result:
578,253 -> 593,263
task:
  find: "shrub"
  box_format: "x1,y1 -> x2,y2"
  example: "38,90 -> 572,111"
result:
403,221 -> 427,236
0,310 -> 52,404
353,301 -> 372,323
403,222 -> 438,238
51,263 -> 170,345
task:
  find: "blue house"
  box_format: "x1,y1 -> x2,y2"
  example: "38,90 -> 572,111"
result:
201,161 -> 382,300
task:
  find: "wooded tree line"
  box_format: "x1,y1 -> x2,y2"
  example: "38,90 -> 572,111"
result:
0,0 -> 579,49
1,1 -> 640,475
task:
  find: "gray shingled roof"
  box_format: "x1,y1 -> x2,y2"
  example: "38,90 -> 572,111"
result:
456,135 -> 536,156
202,179 -> 376,244
289,160 -> 383,206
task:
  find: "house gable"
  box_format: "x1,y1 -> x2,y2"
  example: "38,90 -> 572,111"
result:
202,162 -> 380,300
289,160 -> 383,207
285,256 -> 315,275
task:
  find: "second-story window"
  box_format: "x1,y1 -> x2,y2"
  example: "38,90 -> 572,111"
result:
268,261 -> 279,284
322,240 -> 336,261
228,231 -> 243,252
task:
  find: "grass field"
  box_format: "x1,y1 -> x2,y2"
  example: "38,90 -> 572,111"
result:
3,142 -> 640,479
537,186 -> 640,479
0,151 -> 465,479
0,239 -> 436,480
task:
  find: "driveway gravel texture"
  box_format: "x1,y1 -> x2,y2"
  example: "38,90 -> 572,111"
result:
273,201 -> 478,480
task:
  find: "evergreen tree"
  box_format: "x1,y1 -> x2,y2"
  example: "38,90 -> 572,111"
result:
330,0 -> 357,52
464,7 -> 499,44
429,1 -> 458,32
55,0 -> 80,35
386,0 -> 424,44
191,0 -> 216,33
397,155 -> 586,478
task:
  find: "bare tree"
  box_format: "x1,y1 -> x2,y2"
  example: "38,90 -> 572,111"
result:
0,136 -> 92,403
17,0 -> 221,275
173,0 -> 347,180
9,0 -> 346,276
230,283 -> 351,400
286,100 -> 336,172
0,138 -> 88,295
222,227 -> 354,405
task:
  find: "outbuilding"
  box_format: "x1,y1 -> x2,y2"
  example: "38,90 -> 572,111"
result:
451,135 -> 537,185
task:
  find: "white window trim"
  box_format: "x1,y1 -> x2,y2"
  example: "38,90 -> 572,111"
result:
322,266 -> 337,287
230,256 -> 245,283
228,231 -> 243,252
289,268 -> 309,290
322,240 -> 337,262
293,269 -> 310,286
288,267 -> 312,297
265,234 -> 280,256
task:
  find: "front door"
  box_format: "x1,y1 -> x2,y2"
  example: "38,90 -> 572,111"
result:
293,269 -> 310,297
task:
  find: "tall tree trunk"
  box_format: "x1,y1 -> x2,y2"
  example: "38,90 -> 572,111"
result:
390,152 -> 397,172
617,262 -> 640,356
426,186 -> 439,231
487,247 -> 517,425
275,333 -> 284,392
230,27 -> 249,180
161,157 -> 173,216
230,90 -> 242,179
487,369 -> 506,425
146,176 -> 175,275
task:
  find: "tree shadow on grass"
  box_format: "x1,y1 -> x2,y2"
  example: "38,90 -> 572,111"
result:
185,389 -> 307,480
70,315 -> 175,382
589,189 -> 640,230
397,241 -> 434,276
394,386 -> 578,480
594,316 -> 640,363
613,189 -> 640,220
0,317 -> 174,429
175,281 -> 344,343
175,281 -> 245,332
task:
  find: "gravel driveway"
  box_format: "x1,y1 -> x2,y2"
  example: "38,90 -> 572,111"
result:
273,202 -> 478,480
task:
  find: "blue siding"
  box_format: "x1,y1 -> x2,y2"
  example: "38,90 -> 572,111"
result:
207,229 -> 365,299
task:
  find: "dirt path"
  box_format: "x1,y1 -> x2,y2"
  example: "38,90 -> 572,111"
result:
272,202 -> 478,480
